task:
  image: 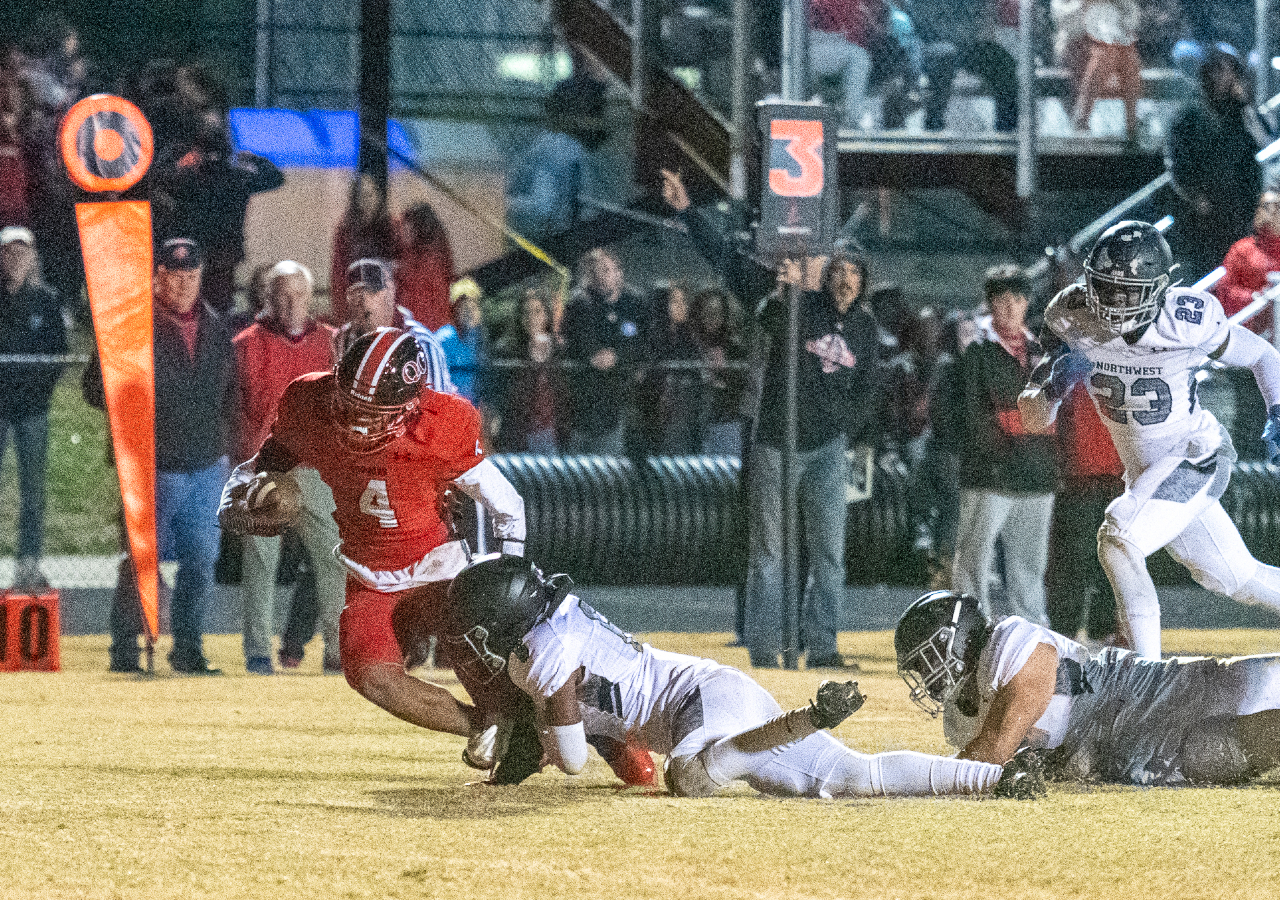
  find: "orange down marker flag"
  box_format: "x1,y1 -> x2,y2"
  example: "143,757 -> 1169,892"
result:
60,96 -> 160,644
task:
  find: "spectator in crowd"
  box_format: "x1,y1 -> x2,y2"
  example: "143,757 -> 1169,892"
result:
636,282 -> 702,455
0,225 -> 66,591
228,260 -> 275,336
916,307 -> 978,576
131,60 -> 226,163
745,251 -> 880,670
1070,0 -> 1142,141
1166,48 -> 1276,280
150,122 -> 285,314
334,258 -> 453,395
1217,189 -> 1280,336
506,73 -> 608,246
433,277 -> 487,405
230,260 -> 345,675
1,49 -> 35,228
1045,383 -> 1122,643
691,286 -> 749,456
85,238 -> 237,675
807,0 -> 887,130
560,248 -> 647,454
395,201 -> 455,332
330,173 -> 400,325
913,0 -> 1020,132
490,288 -> 570,454
950,264 -> 1056,624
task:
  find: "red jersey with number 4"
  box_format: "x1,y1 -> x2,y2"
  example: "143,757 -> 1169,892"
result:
269,371 -> 484,571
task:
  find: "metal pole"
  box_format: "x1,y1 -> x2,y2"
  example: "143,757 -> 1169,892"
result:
359,0 -> 391,199
253,0 -> 273,107
778,1 -> 809,669
631,0 -> 655,112
780,0 -> 808,102
782,275 -> 802,670
730,0 -> 750,200
1257,0 -> 1271,109
1015,0 -> 1037,200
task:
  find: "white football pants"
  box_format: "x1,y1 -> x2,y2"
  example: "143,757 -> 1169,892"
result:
1098,446 -> 1280,659
663,669 -> 1002,798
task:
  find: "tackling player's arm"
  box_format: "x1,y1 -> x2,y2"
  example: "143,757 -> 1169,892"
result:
958,642 -> 1057,765
530,667 -> 588,775
1211,324 -> 1280,454
453,458 -> 527,555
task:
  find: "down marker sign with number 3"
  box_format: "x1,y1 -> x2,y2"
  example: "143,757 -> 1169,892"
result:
769,119 -> 824,198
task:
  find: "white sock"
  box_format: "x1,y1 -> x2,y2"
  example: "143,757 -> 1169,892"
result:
867,751 -> 1004,796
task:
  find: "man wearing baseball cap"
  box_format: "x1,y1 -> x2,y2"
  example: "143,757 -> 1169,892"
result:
334,257 -> 453,395
0,226 -> 68,592
85,236 -> 238,674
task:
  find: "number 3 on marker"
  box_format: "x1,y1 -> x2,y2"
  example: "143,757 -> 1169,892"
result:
769,119 -> 824,198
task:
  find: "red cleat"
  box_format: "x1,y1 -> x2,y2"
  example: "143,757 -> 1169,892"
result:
590,736 -> 656,786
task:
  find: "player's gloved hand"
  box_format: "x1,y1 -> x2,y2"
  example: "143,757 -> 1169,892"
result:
992,747 -> 1047,800
1043,350 -> 1093,401
219,471 -> 303,537
1262,404 -> 1280,465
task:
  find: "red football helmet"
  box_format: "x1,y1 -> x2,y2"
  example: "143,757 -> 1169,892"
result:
333,327 -> 426,452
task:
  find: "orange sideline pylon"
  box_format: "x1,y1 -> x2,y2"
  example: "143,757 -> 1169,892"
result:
60,96 -> 160,652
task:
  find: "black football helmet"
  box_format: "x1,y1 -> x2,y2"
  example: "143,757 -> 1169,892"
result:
444,554 -> 566,683
333,327 -> 426,452
1083,220 -> 1177,334
895,591 -> 991,718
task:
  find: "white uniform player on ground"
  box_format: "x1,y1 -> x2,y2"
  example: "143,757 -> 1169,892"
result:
444,555 -> 1007,799
896,591 -> 1280,785
1018,220 -> 1280,659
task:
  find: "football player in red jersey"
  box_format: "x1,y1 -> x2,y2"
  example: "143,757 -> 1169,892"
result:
219,326 -> 656,785
220,327 -> 525,743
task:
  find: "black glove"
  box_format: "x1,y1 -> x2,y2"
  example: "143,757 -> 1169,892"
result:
993,747 -> 1047,800
488,693 -> 544,785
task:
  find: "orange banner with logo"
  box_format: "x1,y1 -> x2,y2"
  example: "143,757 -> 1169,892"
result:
77,201 -> 159,642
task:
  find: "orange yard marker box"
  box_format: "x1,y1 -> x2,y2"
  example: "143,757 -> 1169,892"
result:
0,589 -> 61,672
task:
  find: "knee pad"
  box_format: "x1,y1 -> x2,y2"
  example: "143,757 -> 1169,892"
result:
1181,719 -> 1250,785
663,753 -> 721,798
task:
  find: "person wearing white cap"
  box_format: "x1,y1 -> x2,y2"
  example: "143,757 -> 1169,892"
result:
0,226 -> 67,591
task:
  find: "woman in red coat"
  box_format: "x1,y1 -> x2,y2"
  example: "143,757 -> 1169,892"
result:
393,201 -> 455,331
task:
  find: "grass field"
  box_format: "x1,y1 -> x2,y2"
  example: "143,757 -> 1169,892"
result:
4,627 -> 1280,900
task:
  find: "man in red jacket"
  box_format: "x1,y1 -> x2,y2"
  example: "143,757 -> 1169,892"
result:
230,260 -> 345,675
1217,190 -> 1280,337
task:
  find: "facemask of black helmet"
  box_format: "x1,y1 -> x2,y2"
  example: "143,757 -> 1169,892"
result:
897,623 -> 970,718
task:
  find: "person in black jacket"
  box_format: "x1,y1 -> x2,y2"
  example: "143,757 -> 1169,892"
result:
1165,48 -> 1277,281
746,252 -> 881,670
560,248 -> 649,454
84,238 -> 237,674
950,264 -> 1056,624
0,226 -> 67,590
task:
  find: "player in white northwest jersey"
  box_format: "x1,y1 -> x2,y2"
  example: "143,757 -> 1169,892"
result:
896,591 -> 1280,785
444,555 -> 1006,799
1019,221 -> 1280,658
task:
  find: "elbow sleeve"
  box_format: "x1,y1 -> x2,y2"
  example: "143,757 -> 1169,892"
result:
1218,325 -> 1280,408
546,722 -> 588,775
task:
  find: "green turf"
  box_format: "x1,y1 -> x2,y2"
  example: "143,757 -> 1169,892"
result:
3,628 -> 1278,899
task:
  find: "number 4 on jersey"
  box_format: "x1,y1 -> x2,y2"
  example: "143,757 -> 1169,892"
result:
359,479 -> 399,528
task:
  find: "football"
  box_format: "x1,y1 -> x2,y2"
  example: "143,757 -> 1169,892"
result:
244,470 -> 304,526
